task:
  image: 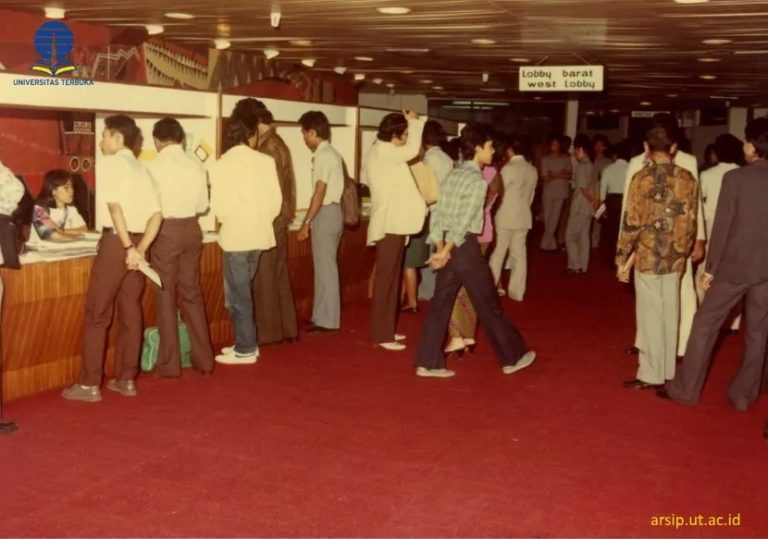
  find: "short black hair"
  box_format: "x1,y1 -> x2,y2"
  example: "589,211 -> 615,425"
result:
377,113 -> 408,142
546,133 -> 562,146
225,111 -> 259,150
233,98 -> 265,118
593,134 -> 611,148
104,114 -> 140,150
37,169 -> 72,209
713,133 -> 744,165
459,123 -> 493,160
491,132 -> 508,166
573,134 -> 594,161
612,139 -> 632,162
651,113 -> 680,143
152,117 -> 184,143
745,117 -> 768,158
422,120 -> 447,148
646,126 -> 675,153
298,111 -> 331,140
257,107 -> 274,125
560,135 -> 572,152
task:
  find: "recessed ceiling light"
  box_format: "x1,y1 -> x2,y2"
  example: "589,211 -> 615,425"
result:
480,88 -> 505,92
164,12 -> 195,20
699,74 -> 717,80
586,111 -> 595,115
334,66 -> 348,74
373,78 -> 383,84
377,6 -> 411,15
482,71 -> 489,82
264,47 -> 280,59
471,38 -> 496,45
385,47 -> 429,53
710,95 -> 738,100
44,7 -> 65,19
533,96 -> 542,100
702,38 -> 731,45
640,101 -> 652,106
674,0 -> 709,3
386,82 -> 395,88
354,73 -> 366,81
610,108 -> 620,113
419,79 -> 433,84
355,56 -> 374,62
214,38 -> 230,50
698,57 -> 721,62
667,93 -> 679,97
145,24 -> 165,35
301,58 -> 316,67
290,39 -> 312,46
399,69 -> 414,74
510,57 -> 531,63
432,85 -> 444,90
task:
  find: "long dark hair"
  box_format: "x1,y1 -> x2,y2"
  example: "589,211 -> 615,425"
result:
37,169 -> 73,209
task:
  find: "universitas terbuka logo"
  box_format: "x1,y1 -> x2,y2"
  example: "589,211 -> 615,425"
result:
32,20 -> 77,76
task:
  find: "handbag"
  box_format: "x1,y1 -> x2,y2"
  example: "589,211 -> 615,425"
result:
140,311 -> 192,371
340,175 -> 360,226
410,161 -> 439,205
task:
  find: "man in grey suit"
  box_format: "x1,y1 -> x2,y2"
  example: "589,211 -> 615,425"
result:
660,117 -> 768,411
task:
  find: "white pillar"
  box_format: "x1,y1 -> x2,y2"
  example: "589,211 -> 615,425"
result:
728,107 -> 748,138
565,99 -> 579,138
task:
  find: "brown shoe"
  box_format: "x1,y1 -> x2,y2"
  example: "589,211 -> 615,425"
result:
107,379 -> 137,397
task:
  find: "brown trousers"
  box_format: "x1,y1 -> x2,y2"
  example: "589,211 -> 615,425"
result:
370,234 -> 405,343
80,232 -> 145,386
253,218 -> 298,344
150,218 -> 214,376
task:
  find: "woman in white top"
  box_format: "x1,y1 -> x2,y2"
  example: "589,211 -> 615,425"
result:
32,169 -> 88,242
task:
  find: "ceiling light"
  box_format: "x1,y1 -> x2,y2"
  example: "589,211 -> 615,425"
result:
699,74 -> 717,80
270,9 -> 282,28
355,56 -> 374,62
586,111 -> 595,116
533,96 -> 542,100
510,57 -> 531,63
301,58 -> 316,67
145,24 -> 165,35
214,38 -> 231,50
385,47 -> 429,53
610,109 -> 620,113
419,79 -> 433,84
640,101 -> 652,106
386,82 -> 395,88
164,12 -> 195,20
334,66 -> 348,74
373,78 -> 383,84
354,73 -> 366,81
674,0 -> 709,3
264,47 -> 280,59
399,69 -> 414,74
377,6 -> 411,15
698,57 -> 721,62
432,85 -> 444,90
290,39 -> 312,46
702,38 -> 732,45
44,7 -> 65,19
667,93 -> 679,97
710,95 -> 738,100
471,38 -> 496,45
482,71 -> 489,83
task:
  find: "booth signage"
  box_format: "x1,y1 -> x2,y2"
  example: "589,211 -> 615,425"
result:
519,65 -> 604,92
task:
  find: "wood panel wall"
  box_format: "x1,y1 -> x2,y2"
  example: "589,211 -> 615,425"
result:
0,223 -> 374,402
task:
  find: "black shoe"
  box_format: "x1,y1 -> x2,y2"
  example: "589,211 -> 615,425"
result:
622,379 -> 663,390
656,389 -> 674,402
306,325 -> 338,335
625,346 -> 640,356
400,306 -> 419,314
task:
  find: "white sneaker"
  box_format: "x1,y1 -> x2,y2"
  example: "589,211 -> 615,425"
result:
378,341 -> 406,351
394,334 -> 406,342
215,349 -> 258,365
416,367 -> 456,378
502,351 -> 537,375
220,345 -> 260,358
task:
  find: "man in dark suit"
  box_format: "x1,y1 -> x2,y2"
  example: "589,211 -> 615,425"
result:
659,117 -> 768,411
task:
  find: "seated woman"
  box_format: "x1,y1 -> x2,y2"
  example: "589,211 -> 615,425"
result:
32,169 -> 88,242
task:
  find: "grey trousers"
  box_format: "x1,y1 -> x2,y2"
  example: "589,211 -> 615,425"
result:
311,204 -> 343,329
540,195 -> 565,250
635,271 -> 681,385
565,213 -> 591,272
668,279 -> 768,410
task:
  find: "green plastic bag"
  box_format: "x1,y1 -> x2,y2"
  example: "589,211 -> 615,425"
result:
141,312 -> 192,371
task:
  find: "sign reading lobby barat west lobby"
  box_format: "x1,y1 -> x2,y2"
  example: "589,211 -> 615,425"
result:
519,66 -> 604,92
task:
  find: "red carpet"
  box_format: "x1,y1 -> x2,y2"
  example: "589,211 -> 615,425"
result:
2,247 -> 767,537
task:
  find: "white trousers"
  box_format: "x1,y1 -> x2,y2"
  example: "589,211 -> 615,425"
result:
635,271 -> 681,384
489,228 -> 529,301
540,195 -> 565,250
565,213 -> 591,272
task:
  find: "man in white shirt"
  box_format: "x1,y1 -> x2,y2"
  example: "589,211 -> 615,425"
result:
488,135 -> 537,301
297,111 -> 345,334
210,107 -> 282,365
619,114 -> 705,360
62,115 -> 162,402
418,120 -> 454,301
145,117 -> 214,377
600,140 -> 630,266
364,110 -> 426,351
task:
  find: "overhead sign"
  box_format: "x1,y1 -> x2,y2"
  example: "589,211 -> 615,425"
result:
631,110 -> 671,118
519,66 -> 604,92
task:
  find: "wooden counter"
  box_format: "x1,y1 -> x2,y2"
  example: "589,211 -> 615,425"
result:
0,223 -> 374,401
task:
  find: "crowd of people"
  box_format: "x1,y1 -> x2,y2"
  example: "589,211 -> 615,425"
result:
0,101 -> 767,437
